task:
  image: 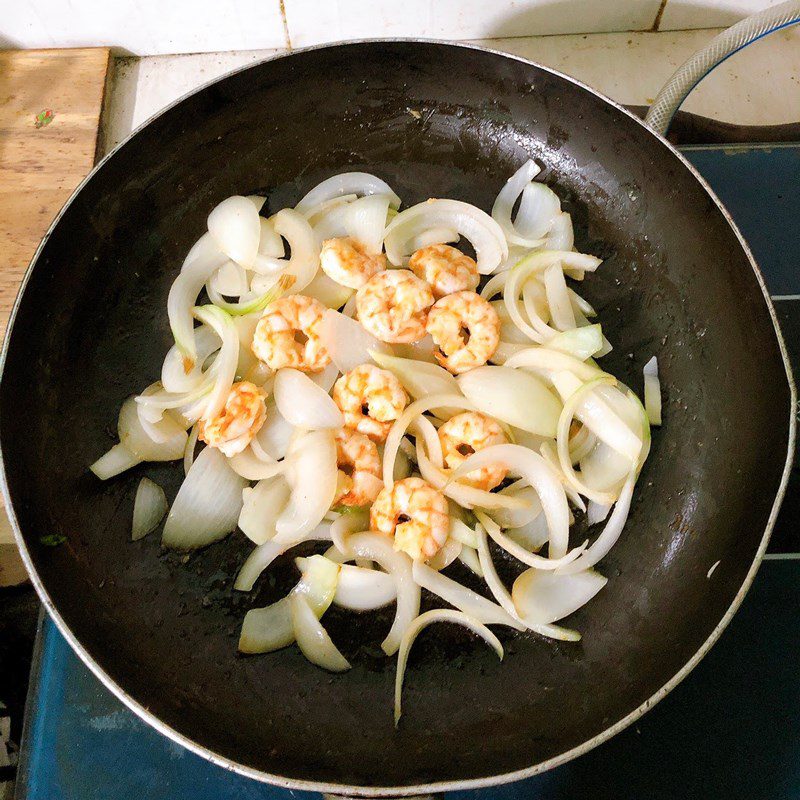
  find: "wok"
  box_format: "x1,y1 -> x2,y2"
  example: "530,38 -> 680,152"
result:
0,41 -> 794,795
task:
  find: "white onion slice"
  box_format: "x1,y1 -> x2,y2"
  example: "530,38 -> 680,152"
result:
161,325 -> 221,394
345,194 -> 392,254
370,351 -> 460,420
295,172 -> 401,214
407,226 -> 459,251
255,404 -> 294,459
457,366 -> 561,437
332,563 -> 397,611
274,369 -> 344,430
587,500 -> 611,525
322,310 -> 392,374
411,560 -> 523,629
168,245 -> 228,367
291,594 -> 351,672
182,231 -> 220,272
131,477 -> 167,540
475,523 -> 580,641
192,305 -> 240,421
258,217 -> 285,258
558,470 -> 637,575
338,532 -> 420,656
118,397 -> 187,462
270,208 -> 320,294
207,195 -> 261,268
544,211 -> 574,251
516,182 -> 561,240
506,513 -> 550,553
504,346 -> 603,382
233,522 -> 332,591
513,567 -> 607,623
303,194 -> 358,223
210,260 -> 248,296
308,361 -> 340,393
547,324 -> 603,360
162,446 -> 248,550
247,194 -> 266,212
392,335 -> 437,364
238,476 -> 291,545
276,429 -> 338,540
488,484 -> 542,529
426,535 -> 463,571
452,444 -> 571,559
384,199 -> 508,275
329,507 -> 369,553
643,356 -> 662,426
90,443 -> 141,480
303,270 -> 354,310
183,425 -> 200,475
238,553 -> 338,653
409,415 -> 443,469
543,262 -> 576,331
136,383 -> 188,443
395,609 -> 502,725
449,518 -> 479,549
491,160 -> 545,247
458,545 -> 484,576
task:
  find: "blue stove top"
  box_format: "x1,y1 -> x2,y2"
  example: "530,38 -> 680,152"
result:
15,144 -> 800,800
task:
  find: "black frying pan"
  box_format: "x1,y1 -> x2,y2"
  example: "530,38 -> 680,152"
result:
0,42 -> 794,795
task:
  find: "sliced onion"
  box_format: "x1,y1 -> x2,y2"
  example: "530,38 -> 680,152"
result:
191,305 -> 240,421
491,160 -> 545,248
457,366 -> 561,437
543,262 -> 576,331
513,567 -> 607,623
384,199 -> 508,275
492,300 -> 533,345
551,371 -> 642,464
269,208 -> 320,294
449,518 -> 479,549
162,446 -> 247,550
426,535 -> 463,571
643,356 -> 662,426
238,553 -> 339,653
161,325 -> 221,393
183,425 -> 200,475
504,346 -> 603,382
168,245 -> 228,367
322,310 -> 392,374
345,194 -> 392,254
90,443 -> 141,480
544,211 -> 574,251
118,397 -> 187,462
452,444 -> 570,559
329,507 -> 370,553
276,429 -> 338,540
303,194 -> 358,223
338,532 -> 420,656
255,404 -> 294,459
136,383 -> 189,443
392,335 -> 437,364
458,545 -> 484,576
210,260 -> 248,296
274,369 -> 344,430
295,172 -> 401,214
547,324 -> 603,361
207,273 -> 292,317
233,522 -> 332,591
303,270 -> 354,310
489,483 -> 542,529
518,182 -> 561,239
382,393 -> 474,487
506,513 -> 550,552
308,360 -> 340,393
475,523 -> 580,641
587,500 -> 611,525
182,231 -> 220,272
331,562 -> 397,611
238,476 -> 290,544
395,609 -> 502,725
131,477 -> 167,540
409,415 -> 443,468
291,594 -> 350,672
207,195 -> 261,268
370,351 -> 461,420
580,440 -> 632,494
411,560 -> 523,629
258,217 -> 285,258
407,226 -> 459,251
558,470 -> 637,575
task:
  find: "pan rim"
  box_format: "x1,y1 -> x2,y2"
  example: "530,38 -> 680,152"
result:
0,38 -> 795,796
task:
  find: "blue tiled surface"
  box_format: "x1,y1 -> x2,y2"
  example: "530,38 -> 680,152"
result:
16,144 -> 800,799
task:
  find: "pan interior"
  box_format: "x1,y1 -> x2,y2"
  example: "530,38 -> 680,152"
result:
0,43 -> 790,789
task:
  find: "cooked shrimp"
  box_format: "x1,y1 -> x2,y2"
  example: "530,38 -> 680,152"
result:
438,411 -> 508,490
320,236 -> 388,290
426,291 -> 500,374
332,364 -> 408,442
334,428 -> 383,506
198,381 -> 267,457
370,476 -> 449,560
356,269 -> 434,343
408,244 -> 479,298
251,294 -> 330,372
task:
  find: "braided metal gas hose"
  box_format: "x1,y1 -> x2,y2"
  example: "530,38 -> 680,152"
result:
645,0 -> 800,135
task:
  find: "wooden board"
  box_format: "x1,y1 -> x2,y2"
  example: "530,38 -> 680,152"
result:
0,47 -> 110,585
0,47 -> 110,337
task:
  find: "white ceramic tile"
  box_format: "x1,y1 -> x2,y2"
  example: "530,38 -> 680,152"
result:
1,0 -> 287,55
100,50 -> 284,155
658,0 -> 789,30
486,25 -> 800,125
283,0 -> 663,47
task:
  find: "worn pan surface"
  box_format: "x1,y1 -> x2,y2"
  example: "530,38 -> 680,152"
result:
0,42 -> 794,794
